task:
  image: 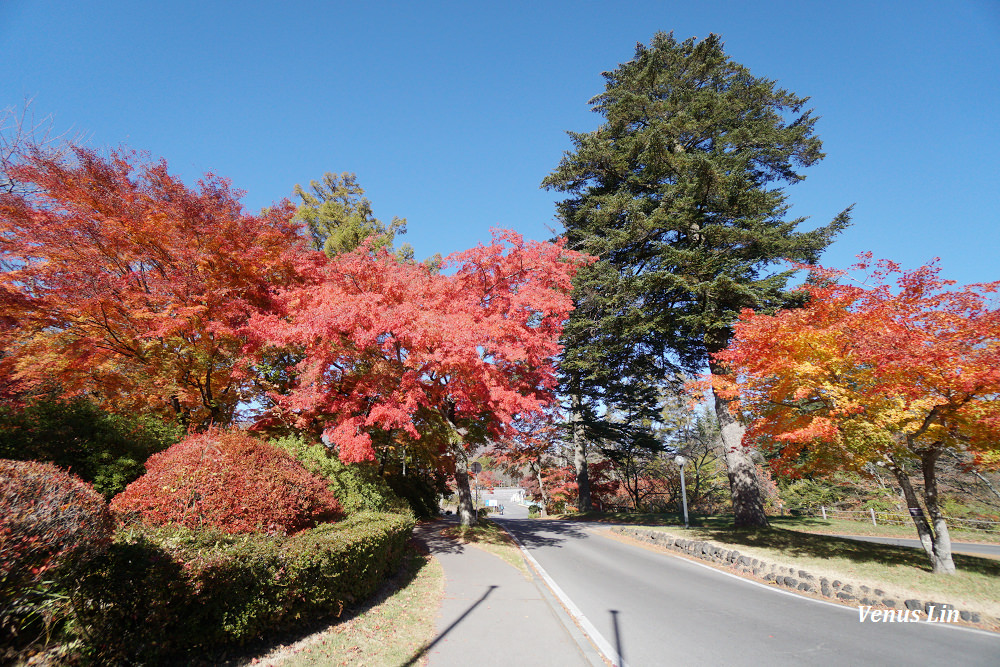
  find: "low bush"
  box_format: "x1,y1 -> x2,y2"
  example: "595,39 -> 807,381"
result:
0,460 -> 113,648
272,435 -> 408,515
71,512 -> 415,664
111,430 -> 343,535
0,396 -> 182,499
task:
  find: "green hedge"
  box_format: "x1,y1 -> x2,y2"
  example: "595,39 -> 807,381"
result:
0,396 -> 181,499
271,435 -> 409,515
71,512 -> 414,664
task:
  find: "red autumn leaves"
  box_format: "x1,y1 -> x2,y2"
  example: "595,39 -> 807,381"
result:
0,146 -> 590,466
250,229 -> 584,462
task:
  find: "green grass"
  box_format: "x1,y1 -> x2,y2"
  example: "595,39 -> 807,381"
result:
440,519 -> 530,577
240,544 -> 444,667
609,521 -> 1000,619
768,515 -> 1000,546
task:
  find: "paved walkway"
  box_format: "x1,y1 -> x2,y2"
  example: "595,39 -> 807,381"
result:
411,518 -> 601,667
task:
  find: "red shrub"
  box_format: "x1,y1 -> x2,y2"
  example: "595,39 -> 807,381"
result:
110,430 -> 343,535
1,460 -> 113,592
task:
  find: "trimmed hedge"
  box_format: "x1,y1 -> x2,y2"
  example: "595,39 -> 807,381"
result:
71,511 -> 415,664
111,430 -> 343,535
272,435 -> 408,515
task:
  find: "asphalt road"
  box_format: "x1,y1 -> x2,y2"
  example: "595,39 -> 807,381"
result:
491,514 -> 1000,666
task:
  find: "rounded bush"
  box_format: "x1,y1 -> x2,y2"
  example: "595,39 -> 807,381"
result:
1,459 -> 113,588
110,430 -> 343,535
1,459 -> 113,644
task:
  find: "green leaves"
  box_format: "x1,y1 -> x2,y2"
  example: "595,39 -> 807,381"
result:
293,172 -> 413,260
546,31 -> 851,370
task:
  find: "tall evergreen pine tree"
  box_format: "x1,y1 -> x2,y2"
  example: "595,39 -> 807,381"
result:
544,32 -> 851,526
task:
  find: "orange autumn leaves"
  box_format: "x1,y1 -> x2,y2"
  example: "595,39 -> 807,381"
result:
714,255 -> 1000,476
0,146 -> 305,424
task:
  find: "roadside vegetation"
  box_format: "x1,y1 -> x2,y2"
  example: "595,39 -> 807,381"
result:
557,512 -> 1000,546
239,545 -> 444,667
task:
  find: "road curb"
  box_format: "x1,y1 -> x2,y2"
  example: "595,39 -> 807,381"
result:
497,521 -> 619,667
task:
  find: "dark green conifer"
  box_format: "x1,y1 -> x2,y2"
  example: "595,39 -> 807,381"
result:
544,32 -> 851,525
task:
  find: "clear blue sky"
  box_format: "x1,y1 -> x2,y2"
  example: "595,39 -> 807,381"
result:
3,0 -> 998,285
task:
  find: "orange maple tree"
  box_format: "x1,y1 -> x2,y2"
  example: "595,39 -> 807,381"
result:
715,255 -> 1000,573
247,230 -> 589,524
0,145 -> 306,426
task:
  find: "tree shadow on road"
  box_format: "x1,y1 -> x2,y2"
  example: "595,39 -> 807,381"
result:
496,517 -> 592,549
411,518 -> 467,555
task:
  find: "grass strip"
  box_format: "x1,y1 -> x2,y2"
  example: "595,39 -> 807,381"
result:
559,511 -> 1000,545
440,520 -> 530,577
621,524 -> 1000,618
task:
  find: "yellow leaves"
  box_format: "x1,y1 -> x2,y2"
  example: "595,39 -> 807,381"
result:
718,256 -> 1000,475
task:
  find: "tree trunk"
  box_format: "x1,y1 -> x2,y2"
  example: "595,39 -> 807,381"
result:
571,391 -> 592,511
455,470 -> 477,527
707,362 -> 767,527
533,462 -> 549,517
888,455 -> 954,574
920,448 -> 955,574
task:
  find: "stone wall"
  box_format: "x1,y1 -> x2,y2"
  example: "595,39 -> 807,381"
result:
611,526 -> 992,626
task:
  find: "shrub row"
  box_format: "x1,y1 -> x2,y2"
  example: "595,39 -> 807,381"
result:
72,511 -> 415,664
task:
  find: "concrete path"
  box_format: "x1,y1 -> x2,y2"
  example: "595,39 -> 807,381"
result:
411,518 -> 602,667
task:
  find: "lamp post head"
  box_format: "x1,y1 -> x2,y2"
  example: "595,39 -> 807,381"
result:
674,454 -> 687,467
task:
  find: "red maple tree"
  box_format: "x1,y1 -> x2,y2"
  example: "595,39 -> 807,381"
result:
247,230 -> 589,523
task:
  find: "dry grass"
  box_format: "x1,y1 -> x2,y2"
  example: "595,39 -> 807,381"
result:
440,519 -> 530,577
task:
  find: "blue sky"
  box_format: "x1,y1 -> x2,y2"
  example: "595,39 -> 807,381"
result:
3,0 -> 998,285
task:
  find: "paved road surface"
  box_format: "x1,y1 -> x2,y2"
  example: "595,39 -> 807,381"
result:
492,515 -> 1000,666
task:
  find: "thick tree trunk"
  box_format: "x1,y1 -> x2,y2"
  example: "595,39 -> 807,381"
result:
921,449 -> 955,574
455,470 -> 477,527
888,455 -> 954,574
707,363 -> 768,527
571,391 -> 592,511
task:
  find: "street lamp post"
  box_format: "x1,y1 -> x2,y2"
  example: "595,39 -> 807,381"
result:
674,455 -> 689,528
